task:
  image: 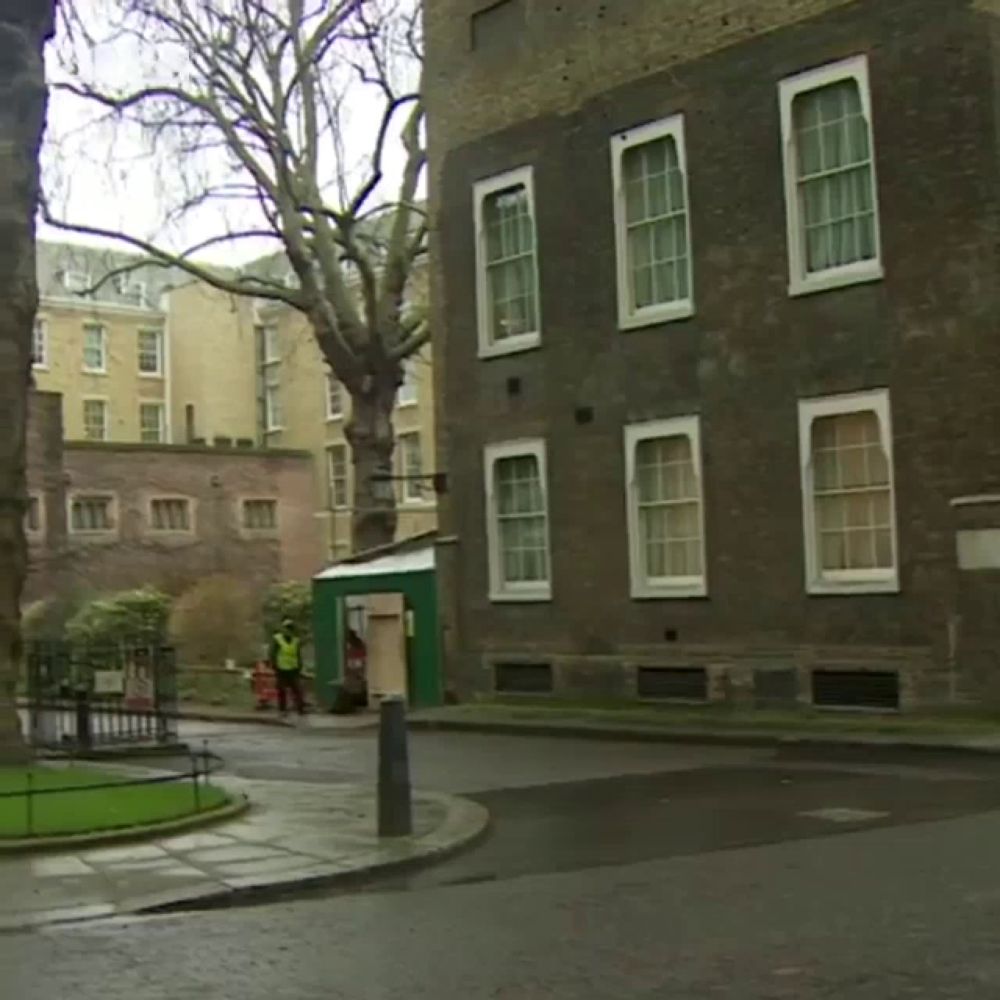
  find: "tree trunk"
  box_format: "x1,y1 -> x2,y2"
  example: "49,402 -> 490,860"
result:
346,373 -> 399,553
0,2 -> 55,764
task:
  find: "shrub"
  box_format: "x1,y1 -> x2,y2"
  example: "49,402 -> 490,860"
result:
66,587 -> 171,650
261,581 -> 312,646
169,575 -> 262,667
21,593 -> 86,643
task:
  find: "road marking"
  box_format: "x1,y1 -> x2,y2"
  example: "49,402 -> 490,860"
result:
799,807 -> 889,823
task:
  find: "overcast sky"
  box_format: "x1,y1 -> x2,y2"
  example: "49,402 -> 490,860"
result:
40,1 -> 418,268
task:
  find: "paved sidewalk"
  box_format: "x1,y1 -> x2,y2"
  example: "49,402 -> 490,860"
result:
0,776 -> 488,931
407,704 -> 1000,755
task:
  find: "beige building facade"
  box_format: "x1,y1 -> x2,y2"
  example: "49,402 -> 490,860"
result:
31,240 -> 437,567
255,296 -> 437,563
33,243 -> 171,445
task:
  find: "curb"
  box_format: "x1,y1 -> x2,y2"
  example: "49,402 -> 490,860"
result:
168,709 -> 373,728
169,708 -> 294,727
0,795 -> 250,856
406,715 -> 1000,759
142,793 -> 491,916
40,743 -> 193,761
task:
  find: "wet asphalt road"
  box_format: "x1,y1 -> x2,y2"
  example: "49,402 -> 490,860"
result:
6,724 -> 1000,997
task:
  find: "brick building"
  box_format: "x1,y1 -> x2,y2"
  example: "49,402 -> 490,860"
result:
426,0 -> 1000,709
25,392 -> 321,604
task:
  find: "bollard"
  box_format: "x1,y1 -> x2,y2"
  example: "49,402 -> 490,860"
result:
377,695 -> 412,838
74,686 -> 92,751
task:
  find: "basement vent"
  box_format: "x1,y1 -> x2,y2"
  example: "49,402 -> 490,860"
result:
494,662 -> 553,694
213,436 -> 233,448
812,670 -> 899,711
637,666 -> 708,702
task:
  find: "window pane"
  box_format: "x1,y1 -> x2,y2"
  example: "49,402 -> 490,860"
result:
494,452 -> 548,586
397,360 -> 418,406
262,326 -> 280,363
811,409 -> 893,575
244,500 -> 277,529
400,433 -> 424,500
634,432 -> 702,583
820,531 -> 846,571
32,320 -> 46,367
152,499 -> 190,531
326,374 -> 343,417
72,497 -> 112,532
83,326 -> 105,370
138,330 -> 161,374
83,400 -> 107,441
140,404 -> 164,444
622,131 -> 689,312
794,78 -> 877,275
328,446 -> 348,508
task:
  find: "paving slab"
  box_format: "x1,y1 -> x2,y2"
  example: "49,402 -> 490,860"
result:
0,776 -> 488,931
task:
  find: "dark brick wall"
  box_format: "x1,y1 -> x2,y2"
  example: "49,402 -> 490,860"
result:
432,0 -> 1000,705
25,406 -> 322,605
25,392 -> 67,594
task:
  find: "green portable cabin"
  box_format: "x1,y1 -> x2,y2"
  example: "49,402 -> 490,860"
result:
311,535 -> 442,709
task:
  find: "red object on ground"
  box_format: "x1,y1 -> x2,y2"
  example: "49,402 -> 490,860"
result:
251,661 -> 278,708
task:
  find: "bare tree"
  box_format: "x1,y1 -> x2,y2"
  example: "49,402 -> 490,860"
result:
0,0 -> 57,762
48,0 -> 427,551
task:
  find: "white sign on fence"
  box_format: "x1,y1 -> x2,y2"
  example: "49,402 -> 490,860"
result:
93,670 -> 125,695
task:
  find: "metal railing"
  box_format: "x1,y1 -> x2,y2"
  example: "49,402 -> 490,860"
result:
0,746 -> 220,839
25,642 -> 179,751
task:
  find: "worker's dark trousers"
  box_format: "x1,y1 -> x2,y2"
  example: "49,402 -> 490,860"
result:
275,669 -> 306,715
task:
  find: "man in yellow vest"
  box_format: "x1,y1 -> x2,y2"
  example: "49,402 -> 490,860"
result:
269,619 -> 305,718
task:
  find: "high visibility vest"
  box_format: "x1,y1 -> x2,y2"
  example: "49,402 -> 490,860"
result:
273,633 -> 300,672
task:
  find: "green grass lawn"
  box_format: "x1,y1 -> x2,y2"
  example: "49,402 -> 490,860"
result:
0,766 -> 229,839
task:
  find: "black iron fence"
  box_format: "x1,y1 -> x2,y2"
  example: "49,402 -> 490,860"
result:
25,643 -> 179,751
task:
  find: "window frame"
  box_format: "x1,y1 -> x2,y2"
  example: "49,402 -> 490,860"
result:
473,165 -> 542,359
263,370 -> 283,432
325,371 -> 344,421
31,317 -> 48,370
115,274 -> 148,307
779,54 -> 884,298
68,492 -> 117,536
25,491 -> 44,540
262,324 -> 281,364
484,438 -> 552,603
63,270 -> 92,296
326,444 -> 350,510
624,416 -> 708,599
139,401 -> 166,444
610,114 -> 695,330
798,388 -> 899,595
82,323 -> 108,374
397,358 -> 419,407
148,495 -> 194,535
82,397 -> 109,442
241,497 -> 279,533
137,328 -> 164,377
398,431 -> 425,505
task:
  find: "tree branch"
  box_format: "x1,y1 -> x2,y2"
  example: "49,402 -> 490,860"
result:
42,203 -> 304,307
